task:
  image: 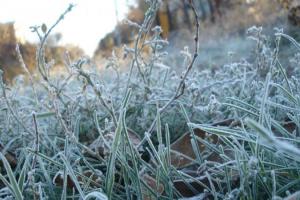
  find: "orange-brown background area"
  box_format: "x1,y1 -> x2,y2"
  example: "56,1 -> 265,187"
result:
1,0 -> 299,82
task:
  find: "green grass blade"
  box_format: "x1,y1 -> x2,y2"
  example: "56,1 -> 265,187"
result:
85,191 -> 108,200
246,118 -> 300,161
0,153 -> 23,200
105,89 -> 131,199
59,153 -> 85,199
18,156 -> 28,192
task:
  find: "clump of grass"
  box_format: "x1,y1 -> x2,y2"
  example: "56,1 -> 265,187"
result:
1,0 -> 300,200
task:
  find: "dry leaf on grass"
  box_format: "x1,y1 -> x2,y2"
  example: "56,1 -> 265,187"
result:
142,174 -> 164,200
170,128 -> 218,168
88,128 -> 142,158
127,128 -> 143,147
53,170 -> 102,189
0,143 -> 17,168
170,119 -> 239,197
170,119 -> 236,168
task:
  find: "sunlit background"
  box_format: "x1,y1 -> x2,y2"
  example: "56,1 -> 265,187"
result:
0,0 -> 134,56
1,0 -> 299,82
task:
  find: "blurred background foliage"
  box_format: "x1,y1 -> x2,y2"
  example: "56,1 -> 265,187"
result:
1,0 -> 300,82
0,22 -> 84,82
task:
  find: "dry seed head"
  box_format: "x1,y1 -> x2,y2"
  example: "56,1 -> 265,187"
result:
41,23 -> 47,34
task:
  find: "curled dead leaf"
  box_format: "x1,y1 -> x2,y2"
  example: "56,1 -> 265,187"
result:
170,128 -> 219,168
170,119 -> 239,197
170,119 -> 237,168
53,170 -> 102,189
142,174 -> 164,200
89,128 -> 142,159
0,143 -> 17,168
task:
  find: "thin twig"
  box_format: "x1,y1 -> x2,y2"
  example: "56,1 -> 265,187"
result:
138,0 -> 200,148
0,71 -> 34,135
133,0 -> 159,84
76,67 -> 118,126
16,44 -> 39,105
32,4 -> 74,108
36,4 -> 74,80
31,113 -> 39,171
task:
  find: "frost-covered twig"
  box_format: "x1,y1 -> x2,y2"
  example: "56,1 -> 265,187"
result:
35,4 -> 75,81
75,63 -> 118,126
31,4 -> 75,107
138,0 -> 200,148
133,0 -> 159,84
0,70 -> 33,136
16,44 -> 39,105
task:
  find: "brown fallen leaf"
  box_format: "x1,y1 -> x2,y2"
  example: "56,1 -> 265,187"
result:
170,119 -> 239,197
127,128 -> 143,147
89,128 -> 142,158
174,178 -> 210,198
281,120 -> 296,134
142,174 -> 164,200
0,143 -> 17,168
170,118 -> 297,198
170,117 -> 297,169
173,164 -> 239,198
170,128 -> 219,168
170,119 -> 237,168
53,170 -> 102,189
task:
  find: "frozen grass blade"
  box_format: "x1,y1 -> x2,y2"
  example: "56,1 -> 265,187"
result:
276,33 -> 300,51
85,191 -> 108,200
37,157 -> 55,198
122,105 -> 143,199
145,133 -> 168,176
205,171 -> 218,200
0,153 -> 23,200
188,123 -> 248,140
165,123 -> 171,168
222,102 -> 259,117
61,138 -> 69,200
27,149 -> 101,189
105,89 -> 131,199
1,1 -> 300,199
59,153 -> 85,199
259,72 -> 271,125
246,118 -> 300,162
17,156 -> 28,193
180,103 -> 203,164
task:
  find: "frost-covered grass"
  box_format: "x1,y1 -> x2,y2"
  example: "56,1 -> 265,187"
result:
1,1 -> 300,200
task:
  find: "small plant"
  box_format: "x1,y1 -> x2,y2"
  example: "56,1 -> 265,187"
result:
1,0 -> 300,200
